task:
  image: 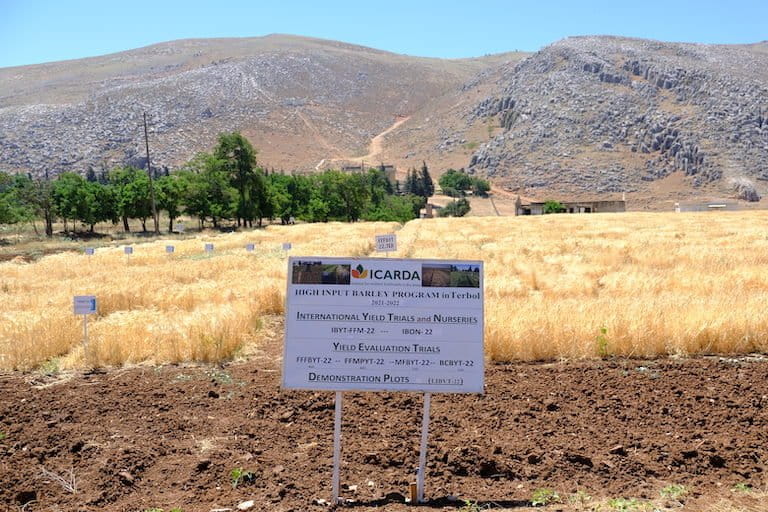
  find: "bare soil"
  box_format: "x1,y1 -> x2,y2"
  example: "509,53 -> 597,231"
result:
1,317 -> 767,511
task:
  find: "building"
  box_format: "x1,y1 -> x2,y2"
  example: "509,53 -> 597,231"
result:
674,200 -> 740,212
514,196 -> 626,216
340,163 -> 397,185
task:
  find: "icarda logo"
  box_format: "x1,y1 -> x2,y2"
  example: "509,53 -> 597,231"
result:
351,262 -> 421,282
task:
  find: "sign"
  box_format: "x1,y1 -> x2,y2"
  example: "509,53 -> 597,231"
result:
166,245 -> 175,253
375,234 -> 397,253
283,257 -> 484,393
282,242 -> 292,251
177,222 -> 185,233
73,295 -> 97,315
204,243 -> 214,253
246,243 -> 255,252
124,246 -> 133,255
84,247 -> 95,255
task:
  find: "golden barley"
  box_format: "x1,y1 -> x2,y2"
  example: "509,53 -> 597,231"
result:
2,211 -> 768,369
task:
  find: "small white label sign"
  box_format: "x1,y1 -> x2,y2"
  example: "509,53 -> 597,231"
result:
124,246 -> 133,255
246,243 -> 255,252
375,234 -> 397,252
73,295 -> 97,315
84,247 -> 95,255
166,245 -> 175,253
283,242 -> 292,251
205,243 -> 214,252
177,222 -> 185,233
283,257 -> 484,393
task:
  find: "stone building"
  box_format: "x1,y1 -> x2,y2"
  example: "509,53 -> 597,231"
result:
514,196 -> 626,215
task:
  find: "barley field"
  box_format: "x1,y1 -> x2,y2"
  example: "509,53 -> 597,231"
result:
0,222 -> 395,370
2,211 -> 768,370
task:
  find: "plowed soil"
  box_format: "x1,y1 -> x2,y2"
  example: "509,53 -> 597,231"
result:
1,317 -> 767,511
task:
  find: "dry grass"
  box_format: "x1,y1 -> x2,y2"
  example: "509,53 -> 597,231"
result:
392,211 -> 768,361
2,211 -> 768,370
0,222 -> 395,370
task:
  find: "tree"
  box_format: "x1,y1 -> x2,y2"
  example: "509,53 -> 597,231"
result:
213,132 -> 264,227
543,200 -> 565,214
471,177 -> 491,196
438,198 -> 471,217
178,152 -> 236,228
439,169 -> 472,195
419,161 -> 434,199
109,166 -> 143,232
156,173 -> 186,232
52,173 -> 115,232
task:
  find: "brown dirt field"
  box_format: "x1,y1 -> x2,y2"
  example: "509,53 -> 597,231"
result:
1,316 -> 767,511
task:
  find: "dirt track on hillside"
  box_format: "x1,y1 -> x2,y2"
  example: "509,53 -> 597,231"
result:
1,317 -> 767,511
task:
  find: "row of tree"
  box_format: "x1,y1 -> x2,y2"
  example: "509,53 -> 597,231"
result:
0,133 -> 458,235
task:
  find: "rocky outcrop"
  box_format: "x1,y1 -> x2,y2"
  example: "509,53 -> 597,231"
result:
465,36 -> 768,197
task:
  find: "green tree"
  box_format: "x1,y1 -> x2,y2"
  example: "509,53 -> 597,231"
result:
420,161 -> 434,199
438,198 -> 471,217
156,173 -> 186,232
12,173 -> 55,236
52,173 -> 115,232
471,177 -> 490,196
213,132 -> 266,227
108,166 -> 144,232
178,153 -> 236,228
439,169 -> 472,195
543,200 -> 565,214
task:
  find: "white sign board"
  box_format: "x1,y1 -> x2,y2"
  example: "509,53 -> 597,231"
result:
124,246 -> 133,255
375,234 -> 397,253
177,222 -> 185,233
204,243 -> 214,253
166,245 -> 175,253
283,257 -> 484,393
84,247 -> 95,255
282,242 -> 292,251
73,295 -> 97,315
246,243 -> 255,252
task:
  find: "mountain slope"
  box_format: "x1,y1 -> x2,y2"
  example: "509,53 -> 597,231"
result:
1,35 -> 767,207
458,36 -> 768,202
0,35 -> 513,174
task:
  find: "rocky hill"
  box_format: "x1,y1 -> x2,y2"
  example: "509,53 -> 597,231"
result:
0,35 -> 511,175
457,36 -> 768,203
1,35 -> 767,206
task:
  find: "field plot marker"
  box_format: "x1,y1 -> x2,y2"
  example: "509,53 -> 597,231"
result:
332,391 -> 343,504
375,233 -> 397,257
166,245 -> 175,258
246,243 -> 255,252
205,243 -> 214,255
124,246 -> 133,262
73,295 -> 97,352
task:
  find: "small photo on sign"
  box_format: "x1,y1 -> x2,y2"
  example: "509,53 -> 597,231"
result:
292,261 -> 351,285
422,263 -> 481,288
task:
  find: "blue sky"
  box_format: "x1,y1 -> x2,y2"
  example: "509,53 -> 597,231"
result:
1,0 -> 766,68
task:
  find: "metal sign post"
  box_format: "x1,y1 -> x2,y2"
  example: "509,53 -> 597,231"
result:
124,246 -> 133,262
166,245 -> 175,257
331,391 -> 343,504
416,392 -> 432,503
205,243 -> 214,254
73,296 -> 97,352
283,257 -> 484,505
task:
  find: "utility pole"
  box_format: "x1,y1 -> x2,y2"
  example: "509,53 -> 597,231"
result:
143,112 -> 160,234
